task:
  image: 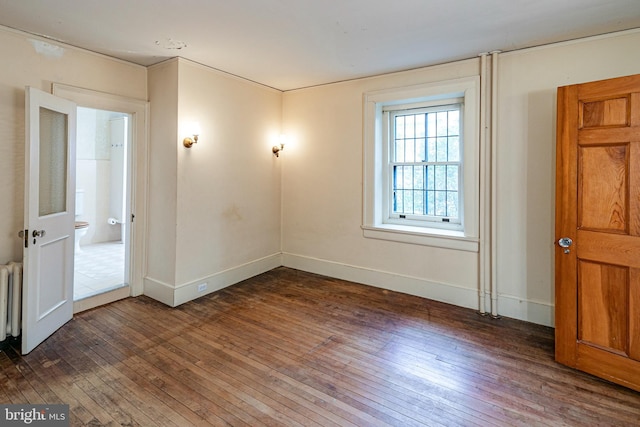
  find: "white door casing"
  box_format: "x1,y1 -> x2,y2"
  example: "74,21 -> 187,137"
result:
22,86 -> 76,354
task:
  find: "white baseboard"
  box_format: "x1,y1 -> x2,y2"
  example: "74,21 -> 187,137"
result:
144,251 -> 554,327
144,253 -> 282,307
143,277 -> 175,306
282,252 -> 478,310
497,294 -> 554,327
283,253 -> 554,327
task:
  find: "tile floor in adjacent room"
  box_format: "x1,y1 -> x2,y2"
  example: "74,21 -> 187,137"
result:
74,241 -> 126,300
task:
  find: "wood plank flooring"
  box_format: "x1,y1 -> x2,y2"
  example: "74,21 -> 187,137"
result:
1,267 -> 639,426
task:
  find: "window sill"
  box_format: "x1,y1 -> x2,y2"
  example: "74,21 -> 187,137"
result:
362,224 -> 479,252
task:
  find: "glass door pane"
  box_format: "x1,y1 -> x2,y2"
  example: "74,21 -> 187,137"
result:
39,107 -> 68,216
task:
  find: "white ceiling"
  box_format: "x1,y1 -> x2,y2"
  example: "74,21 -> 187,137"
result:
1,0 -> 639,91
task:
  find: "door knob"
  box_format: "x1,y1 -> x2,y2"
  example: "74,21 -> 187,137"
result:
558,237 -> 572,254
32,229 -> 46,238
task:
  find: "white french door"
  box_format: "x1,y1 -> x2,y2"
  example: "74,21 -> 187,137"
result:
22,87 -> 76,354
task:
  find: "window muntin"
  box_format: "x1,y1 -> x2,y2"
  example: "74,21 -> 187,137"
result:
385,102 -> 463,229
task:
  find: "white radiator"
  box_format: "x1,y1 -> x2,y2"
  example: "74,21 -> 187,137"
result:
0,262 -> 22,341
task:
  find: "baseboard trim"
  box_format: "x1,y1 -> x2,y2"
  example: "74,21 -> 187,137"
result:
282,252 -> 478,310
144,253 -> 283,307
143,277 -> 175,306
144,251 -> 554,327
497,294 -> 554,327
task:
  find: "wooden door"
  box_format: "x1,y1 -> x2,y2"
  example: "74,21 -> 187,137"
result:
555,74 -> 640,391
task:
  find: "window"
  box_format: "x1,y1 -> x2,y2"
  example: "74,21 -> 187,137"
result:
385,102 -> 462,230
363,77 -> 479,251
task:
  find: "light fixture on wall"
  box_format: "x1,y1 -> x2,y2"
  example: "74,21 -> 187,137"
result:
272,134 -> 287,157
183,133 -> 199,148
183,122 -> 201,148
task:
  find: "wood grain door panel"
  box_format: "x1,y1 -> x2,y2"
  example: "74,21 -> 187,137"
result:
556,74 -> 640,391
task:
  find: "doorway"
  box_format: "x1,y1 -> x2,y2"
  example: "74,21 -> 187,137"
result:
52,83 -> 148,314
73,107 -> 131,303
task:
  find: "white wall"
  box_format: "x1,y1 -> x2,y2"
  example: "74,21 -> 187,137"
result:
76,107 -> 126,245
0,25 -> 146,265
145,58 -> 283,306
282,29 -> 640,326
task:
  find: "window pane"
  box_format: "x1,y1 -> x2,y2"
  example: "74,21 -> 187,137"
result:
403,165 -> 413,189
448,110 -> 460,135
447,136 -> 460,162
447,165 -> 458,191
426,190 -> 434,215
39,107 -> 68,216
414,190 -> 424,214
435,165 -> 446,192
436,111 -> 448,136
405,115 -> 415,138
395,116 -> 404,139
395,137 -> 404,162
436,138 -> 448,162
427,137 -> 437,162
393,166 -> 402,190
413,166 -> 424,190
415,113 -> 425,138
405,137 -> 415,162
403,190 -> 414,213
416,138 -> 426,162
447,191 -> 458,218
426,165 -> 435,190
435,191 -> 447,216
427,113 -> 436,137
394,191 -> 402,212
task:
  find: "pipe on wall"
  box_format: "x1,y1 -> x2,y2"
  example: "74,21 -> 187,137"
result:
490,50 -> 501,319
478,52 -> 489,316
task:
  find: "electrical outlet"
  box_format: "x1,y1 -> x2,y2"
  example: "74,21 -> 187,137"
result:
198,283 -> 207,292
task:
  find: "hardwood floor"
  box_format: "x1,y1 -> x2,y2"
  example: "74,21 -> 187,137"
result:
2,267 -> 639,426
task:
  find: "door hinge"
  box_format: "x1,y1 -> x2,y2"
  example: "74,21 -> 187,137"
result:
131,213 -> 135,223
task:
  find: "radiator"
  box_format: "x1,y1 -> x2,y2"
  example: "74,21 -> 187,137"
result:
0,262 -> 22,341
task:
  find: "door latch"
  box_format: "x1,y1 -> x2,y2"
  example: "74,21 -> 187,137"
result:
18,229 -> 28,248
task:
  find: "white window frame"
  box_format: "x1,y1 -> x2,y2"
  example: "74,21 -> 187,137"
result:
362,76 -> 480,252
384,101 -> 463,230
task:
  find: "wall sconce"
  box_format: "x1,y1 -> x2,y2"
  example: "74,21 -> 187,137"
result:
183,134 -> 199,148
183,122 -> 201,148
272,143 -> 284,157
272,134 -> 287,157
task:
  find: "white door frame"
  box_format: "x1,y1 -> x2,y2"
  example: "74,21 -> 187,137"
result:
52,84 -> 149,301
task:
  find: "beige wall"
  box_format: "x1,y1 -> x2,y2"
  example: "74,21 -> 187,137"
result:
495,30 -> 640,323
282,59 -> 482,310
146,60 -> 179,287
282,29 -> 640,326
145,58 -> 283,305
0,26 -> 146,265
